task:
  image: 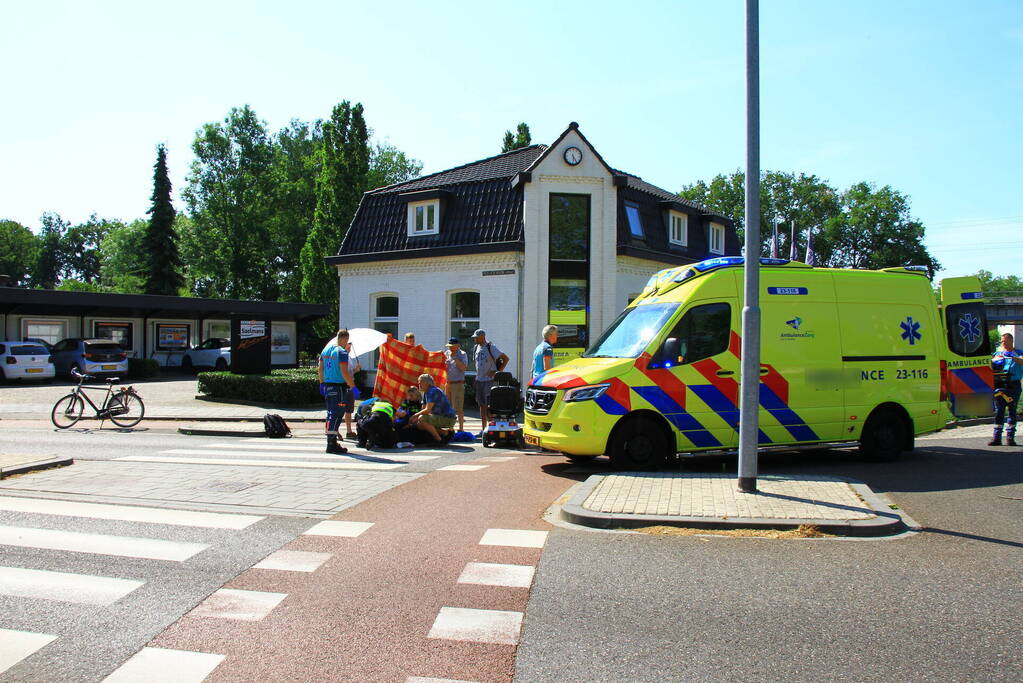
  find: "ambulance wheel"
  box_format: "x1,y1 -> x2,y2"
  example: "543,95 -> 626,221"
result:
859,408 -> 907,462
608,416 -> 668,471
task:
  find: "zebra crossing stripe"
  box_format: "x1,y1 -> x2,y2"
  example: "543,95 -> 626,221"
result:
0,496 -> 262,529
0,525 -> 209,562
102,647 -> 224,682
118,456 -> 404,470
0,629 -> 58,675
160,448 -> 439,461
0,566 -> 144,605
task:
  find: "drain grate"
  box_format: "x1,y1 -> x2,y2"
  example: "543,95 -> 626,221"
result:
200,480 -> 259,493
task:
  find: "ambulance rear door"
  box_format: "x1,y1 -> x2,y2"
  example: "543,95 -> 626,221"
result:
940,277 -> 993,417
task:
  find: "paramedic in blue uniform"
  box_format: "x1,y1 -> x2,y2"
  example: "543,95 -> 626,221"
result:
318,328 -> 359,454
532,325 -> 558,381
989,332 -> 1023,446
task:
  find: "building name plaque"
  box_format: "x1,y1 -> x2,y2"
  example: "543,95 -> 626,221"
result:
482,269 -> 516,277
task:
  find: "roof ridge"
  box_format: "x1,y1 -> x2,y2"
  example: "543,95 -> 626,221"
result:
369,144 -> 548,194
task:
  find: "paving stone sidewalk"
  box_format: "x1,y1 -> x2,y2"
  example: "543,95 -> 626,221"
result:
562,472 -> 908,535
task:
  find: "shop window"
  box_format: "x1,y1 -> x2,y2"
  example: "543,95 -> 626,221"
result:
155,323 -> 190,351
94,322 -> 132,349
709,222 -> 725,254
407,200 -> 439,236
625,202 -> 644,238
449,291 -> 480,371
669,211 -> 688,246
22,320 -> 67,345
207,321 -> 230,341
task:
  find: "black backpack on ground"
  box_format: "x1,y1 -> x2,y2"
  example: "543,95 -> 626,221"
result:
263,413 -> 292,438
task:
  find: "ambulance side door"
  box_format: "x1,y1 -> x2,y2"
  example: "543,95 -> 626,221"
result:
646,300 -> 740,451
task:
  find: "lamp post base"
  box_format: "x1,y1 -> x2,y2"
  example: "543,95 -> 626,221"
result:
738,477 -> 758,493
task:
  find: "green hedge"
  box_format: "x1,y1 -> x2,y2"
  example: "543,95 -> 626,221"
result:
197,368 -> 321,405
129,358 -> 160,378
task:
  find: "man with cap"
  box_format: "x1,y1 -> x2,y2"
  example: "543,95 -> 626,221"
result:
444,336 -> 468,432
472,329 -> 509,435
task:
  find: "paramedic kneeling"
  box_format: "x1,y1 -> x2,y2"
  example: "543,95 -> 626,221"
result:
990,332 -> 1023,446
319,328 -> 359,455
410,374 -> 456,444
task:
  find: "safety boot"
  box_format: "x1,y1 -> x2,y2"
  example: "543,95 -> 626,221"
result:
987,437 -> 1002,446
1008,437 -> 1018,447
326,436 -> 348,454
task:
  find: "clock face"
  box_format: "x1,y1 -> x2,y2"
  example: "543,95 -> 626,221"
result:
563,146 -> 582,166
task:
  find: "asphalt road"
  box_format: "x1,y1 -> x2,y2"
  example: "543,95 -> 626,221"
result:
515,431 -> 1023,682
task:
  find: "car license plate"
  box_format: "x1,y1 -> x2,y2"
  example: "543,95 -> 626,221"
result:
524,434 -> 540,446
26,368 -> 42,373
102,364 -> 117,370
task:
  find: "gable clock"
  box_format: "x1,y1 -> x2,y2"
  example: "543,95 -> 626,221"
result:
563,146 -> 583,166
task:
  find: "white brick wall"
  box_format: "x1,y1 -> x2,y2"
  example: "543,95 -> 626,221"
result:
616,256 -> 667,310
337,253 -> 526,379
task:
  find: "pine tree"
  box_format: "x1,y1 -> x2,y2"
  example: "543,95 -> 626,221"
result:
141,144 -> 184,295
501,122 -> 532,152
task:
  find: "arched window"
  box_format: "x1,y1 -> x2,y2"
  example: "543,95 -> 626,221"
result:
371,294 -> 399,368
449,290 -> 480,371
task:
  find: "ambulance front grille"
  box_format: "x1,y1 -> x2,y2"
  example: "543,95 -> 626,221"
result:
524,388 -> 556,415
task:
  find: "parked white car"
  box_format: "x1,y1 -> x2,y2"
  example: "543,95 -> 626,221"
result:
181,338 -> 231,373
0,341 -> 55,381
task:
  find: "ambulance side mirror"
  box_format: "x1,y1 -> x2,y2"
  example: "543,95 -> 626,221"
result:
662,338 -> 683,366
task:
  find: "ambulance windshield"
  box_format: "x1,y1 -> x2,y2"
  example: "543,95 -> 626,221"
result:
583,302 -> 680,358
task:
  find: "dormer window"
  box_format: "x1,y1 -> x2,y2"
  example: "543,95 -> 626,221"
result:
709,222 -> 725,254
408,200 -> 439,236
624,202 -> 644,239
669,211 -> 688,246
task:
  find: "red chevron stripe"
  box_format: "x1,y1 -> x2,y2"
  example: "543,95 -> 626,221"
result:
691,358 -> 739,406
948,373 -> 974,396
541,372 -> 588,390
639,367 -> 688,410
605,377 -> 632,412
974,365 -> 994,389
759,363 -> 789,404
729,330 -> 742,358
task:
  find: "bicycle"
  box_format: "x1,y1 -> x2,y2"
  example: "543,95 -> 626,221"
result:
51,369 -> 145,429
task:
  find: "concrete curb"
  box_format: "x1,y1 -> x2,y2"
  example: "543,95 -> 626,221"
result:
1,456 -> 74,479
561,474 -> 912,537
176,425 -> 268,437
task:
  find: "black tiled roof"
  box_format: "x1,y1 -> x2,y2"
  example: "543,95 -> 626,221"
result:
368,145 -> 547,194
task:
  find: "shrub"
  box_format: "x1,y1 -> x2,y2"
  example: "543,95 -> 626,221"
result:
197,368 -> 321,405
128,358 -> 160,378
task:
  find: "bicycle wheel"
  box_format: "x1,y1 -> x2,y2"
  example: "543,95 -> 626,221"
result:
108,391 -> 145,428
51,394 -> 85,429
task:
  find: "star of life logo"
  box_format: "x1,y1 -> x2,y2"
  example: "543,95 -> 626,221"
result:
900,316 -> 922,345
958,313 -> 981,344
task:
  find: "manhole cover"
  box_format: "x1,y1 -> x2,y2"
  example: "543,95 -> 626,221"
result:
200,480 -> 258,493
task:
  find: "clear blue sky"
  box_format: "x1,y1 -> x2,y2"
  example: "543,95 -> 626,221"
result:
2,0 -> 1020,281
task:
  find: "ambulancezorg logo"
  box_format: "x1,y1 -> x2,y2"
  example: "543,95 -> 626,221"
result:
781,316 -> 815,340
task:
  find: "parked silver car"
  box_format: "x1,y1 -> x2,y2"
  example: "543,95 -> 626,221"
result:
0,341 -> 55,381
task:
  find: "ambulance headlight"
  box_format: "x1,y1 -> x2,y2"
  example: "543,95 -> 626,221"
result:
563,384 -> 611,402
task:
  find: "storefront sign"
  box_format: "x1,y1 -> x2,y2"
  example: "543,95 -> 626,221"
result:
156,324 -> 189,350
271,330 -> 291,352
240,320 -> 266,339
231,315 -> 271,374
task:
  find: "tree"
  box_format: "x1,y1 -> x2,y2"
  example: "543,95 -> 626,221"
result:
679,171 -> 939,277
0,220 -> 40,286
367,141 -> 422,190
61,215 -> 113,284
301,101 -> 370,334
972,270 -> 1023,295
501,122 -> 532,152
31,212 -> 69,288
141,144 -> 184,295
99,219 -> 147,293
182,105 -> 275,299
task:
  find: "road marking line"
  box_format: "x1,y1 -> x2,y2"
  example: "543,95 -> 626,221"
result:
406,677 -> 480,683
171,446 -> 440,461
472,457 -> 518,463
191,588 -> 287,621
437,465 -> 488,471
457,562 -> 535,588
0,525 -> 209,562
0,566 -> 144,605
253,550 -> 332,573
0,629 -> 58,675
303,520 -> 373,537
118,456 -> 403,470
427,606 -> 523,645
0,496 -> 262,529
101,647 -> 225,682
478,528 -> 548,548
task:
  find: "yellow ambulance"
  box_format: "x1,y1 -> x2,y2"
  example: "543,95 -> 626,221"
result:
523,257 -> 993,469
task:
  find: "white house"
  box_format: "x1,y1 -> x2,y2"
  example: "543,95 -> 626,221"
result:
327,123 -> 739,382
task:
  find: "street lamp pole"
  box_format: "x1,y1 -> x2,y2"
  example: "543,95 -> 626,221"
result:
738,0 -> 761,494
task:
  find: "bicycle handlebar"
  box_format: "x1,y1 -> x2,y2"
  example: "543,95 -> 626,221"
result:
71,368 -> 96,382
